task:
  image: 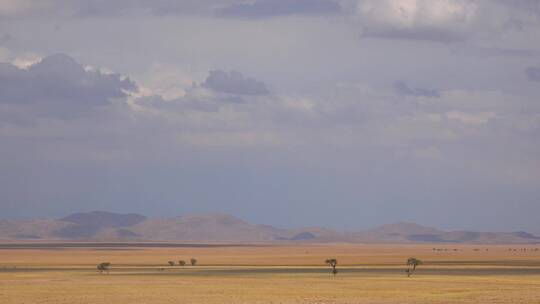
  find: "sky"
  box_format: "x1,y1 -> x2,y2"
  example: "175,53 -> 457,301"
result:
0,0 -> 539,232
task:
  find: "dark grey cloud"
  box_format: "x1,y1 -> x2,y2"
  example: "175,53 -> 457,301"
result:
75,0 -> 133,17
73,0 -> 235,17
0,33 -> 12,44
0,0 -> 236,18
202,70 -> 269,95
216,0 -> 341,18
451,45 -> 540,58
360,27 -> 467,43
526,67 -> 540,82
145,0 -> 237,16
136,69 -> 270,112
394,81 -> 440,98
0,53 -> 136,118
495,0 -> 540,18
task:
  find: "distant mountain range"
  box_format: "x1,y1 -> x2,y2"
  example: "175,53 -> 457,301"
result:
0,211 -> 539,244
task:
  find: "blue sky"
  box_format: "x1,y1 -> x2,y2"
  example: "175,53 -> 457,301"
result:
1,0 -> 539,231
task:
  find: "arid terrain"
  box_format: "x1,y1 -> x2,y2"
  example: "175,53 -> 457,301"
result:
2,211 -> 539,244
1,243 -> 540,303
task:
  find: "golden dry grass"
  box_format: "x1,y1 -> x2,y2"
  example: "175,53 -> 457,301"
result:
1,243 -> 540,303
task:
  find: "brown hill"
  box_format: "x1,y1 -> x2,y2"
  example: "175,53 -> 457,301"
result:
55,211 -> 147,239
0,219 -> 69,240
1,211 -> 539,244
60,211 -> 146,227
425,230 -> 540,243
130,213 -> 286,242
352,222 -> 444,243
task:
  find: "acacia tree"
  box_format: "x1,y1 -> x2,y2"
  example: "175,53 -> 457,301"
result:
190,258 -> 197,266
325,258 -> 338,276
97,262 -> 111,274
168,261 -> 175,266
406,257 -> 422,277
179,260 -> 186,266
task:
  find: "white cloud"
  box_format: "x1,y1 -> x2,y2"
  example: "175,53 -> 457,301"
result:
12,53 -> 42,69
133,63 -> 207,100
357,0 -> 477,28
352,0 -> 539,42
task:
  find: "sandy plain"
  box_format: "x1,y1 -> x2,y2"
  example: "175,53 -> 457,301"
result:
1,243 -> 540,303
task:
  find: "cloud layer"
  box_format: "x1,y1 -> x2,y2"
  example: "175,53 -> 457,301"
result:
0,0 -> 539,231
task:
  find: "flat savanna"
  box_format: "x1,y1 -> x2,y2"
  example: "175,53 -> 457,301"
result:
1,243 -> 540,303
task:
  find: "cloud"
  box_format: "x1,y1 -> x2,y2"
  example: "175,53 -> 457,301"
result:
0,0 -> 51,16
413,146 -> 442,159
74,0 -> 232,17
0,33 -> 12,44
202,70 -> 269,96
354,0 -> 477,42
0,53 -> 136,119
495,0 -> 540,18
216,0 -> 341,18
0,0 -> 237,18
394,81 -> 440,97
445,111 -> 496,125
353,0 -> 540,42
361,27 -> 466,42
0,47 -> 9,62
142,0 -> 236,16
526,67 -> 540,82
450,45 -> 540,58
74,0 -> 134,17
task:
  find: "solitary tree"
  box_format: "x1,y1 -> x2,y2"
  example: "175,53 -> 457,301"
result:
325,258 -> 338,276
406,257 -> 422,277
97,262 -> 111,274
168,261 -> 175,266
190,258 -> 197,266
179,260 -> 186,266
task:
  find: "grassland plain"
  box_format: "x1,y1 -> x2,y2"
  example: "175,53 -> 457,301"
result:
1,243 -> 540,303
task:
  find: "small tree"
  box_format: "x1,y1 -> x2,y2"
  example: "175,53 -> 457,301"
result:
168,261 -> 175,266
179,260 -> 186,266
190,258 -> 197,266
97,262 -> 111,274
325,258 -> 338,276
406,257 -> 422,277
